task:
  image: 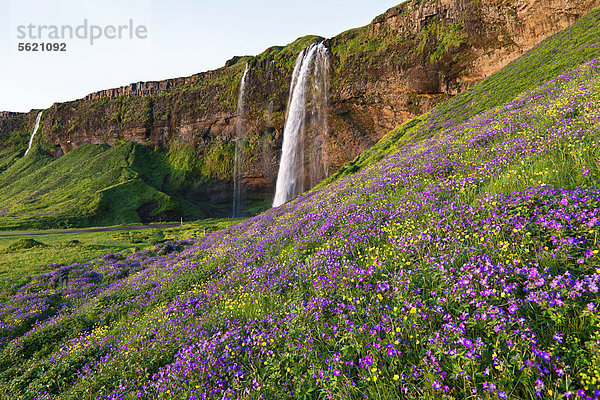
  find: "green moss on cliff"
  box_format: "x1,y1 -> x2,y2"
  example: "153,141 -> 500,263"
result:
416,21 -> 467,64
0,113 -> 32,172
200,142 -> 235,181
122,96 -> 153,129
166,140 -> 204,186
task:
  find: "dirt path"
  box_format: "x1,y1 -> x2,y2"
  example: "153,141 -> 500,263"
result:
0,223 -> 181,238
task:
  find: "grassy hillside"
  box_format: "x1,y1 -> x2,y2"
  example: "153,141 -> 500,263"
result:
1,8 -> 600,400
0,140 -> 242,230
0,218 -> 242,291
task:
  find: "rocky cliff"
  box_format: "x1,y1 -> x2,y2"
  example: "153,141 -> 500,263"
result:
6,0 -> 600,215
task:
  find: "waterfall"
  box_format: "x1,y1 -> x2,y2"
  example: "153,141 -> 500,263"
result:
273,43 -> 329,207
23,111 -> 43,157
308,45 -> 329,189
232,64 -> 250,218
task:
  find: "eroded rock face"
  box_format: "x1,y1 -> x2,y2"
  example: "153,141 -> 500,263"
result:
24,0 -> 600,206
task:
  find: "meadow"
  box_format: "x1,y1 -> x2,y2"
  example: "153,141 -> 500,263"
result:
1,9 -> 600,400
0,219 -> 240,293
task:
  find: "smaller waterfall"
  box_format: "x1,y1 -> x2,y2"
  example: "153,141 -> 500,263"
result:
273,43 -> 329,207
24,111 -> 43,157
232,64 -> 250,218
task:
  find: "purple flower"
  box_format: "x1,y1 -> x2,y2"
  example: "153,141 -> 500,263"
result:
582,168 -> 589,177
553,332 -> 563,343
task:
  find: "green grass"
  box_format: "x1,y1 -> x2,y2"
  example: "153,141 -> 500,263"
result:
0,139 -> 247,230
0,142 -> 174,229
0,218 -> 242,291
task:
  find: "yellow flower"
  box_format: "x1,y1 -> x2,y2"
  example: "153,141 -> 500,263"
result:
393,374 -> 399,381
409,307 -> 417,314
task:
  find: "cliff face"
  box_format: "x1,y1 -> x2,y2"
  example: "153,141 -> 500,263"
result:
0,112 -> 29,171
23,0 -> 600,211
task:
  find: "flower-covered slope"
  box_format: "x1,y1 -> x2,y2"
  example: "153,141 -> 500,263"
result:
2,13 -> 600,400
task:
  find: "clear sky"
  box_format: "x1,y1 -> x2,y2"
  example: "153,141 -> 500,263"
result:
0,0 -> 400,112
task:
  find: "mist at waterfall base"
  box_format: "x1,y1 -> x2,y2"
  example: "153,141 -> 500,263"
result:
24,111 -> 43,157
273,43 -> 329,208
232,64 -> 250,218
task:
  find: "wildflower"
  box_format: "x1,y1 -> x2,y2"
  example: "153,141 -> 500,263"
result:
553,332 -> 563,343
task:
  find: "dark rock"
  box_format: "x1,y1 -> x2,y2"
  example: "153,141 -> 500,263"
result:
156,241 -> 184,256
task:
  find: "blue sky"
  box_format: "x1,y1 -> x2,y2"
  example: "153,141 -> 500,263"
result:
1,0 -> 399,112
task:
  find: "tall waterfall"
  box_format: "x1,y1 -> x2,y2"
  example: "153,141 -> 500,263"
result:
308,46 -> 330,189
273,43 -> 329,207
232,64 -> 250,218
23,111 -> 43,157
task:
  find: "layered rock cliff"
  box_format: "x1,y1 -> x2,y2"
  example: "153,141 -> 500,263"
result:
4,0 -> 599,216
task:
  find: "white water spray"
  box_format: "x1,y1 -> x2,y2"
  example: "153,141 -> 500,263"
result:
273,43 -> 329,207
24,111 -> 43,157
232,64 -> 250,218
308,46 -> 330,189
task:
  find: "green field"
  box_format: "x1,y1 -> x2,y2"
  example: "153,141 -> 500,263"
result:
0,218 -> 242,291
